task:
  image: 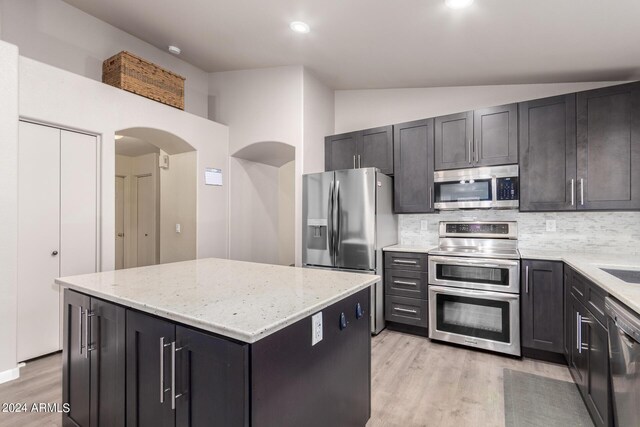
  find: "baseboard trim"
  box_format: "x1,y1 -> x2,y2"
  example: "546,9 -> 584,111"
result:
0,364 -> 22,384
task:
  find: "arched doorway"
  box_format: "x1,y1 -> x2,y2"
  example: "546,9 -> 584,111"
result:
114,127 -> 197,269
229,141 -> 295,266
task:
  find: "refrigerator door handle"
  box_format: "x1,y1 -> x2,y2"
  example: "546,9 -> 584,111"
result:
328,180 -> 334,259
334,180 -> 341,257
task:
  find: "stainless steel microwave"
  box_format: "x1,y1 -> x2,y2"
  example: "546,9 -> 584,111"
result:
433,165 -> 519,210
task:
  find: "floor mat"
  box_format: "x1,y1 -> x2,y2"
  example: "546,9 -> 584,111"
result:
503,368 -> 593,427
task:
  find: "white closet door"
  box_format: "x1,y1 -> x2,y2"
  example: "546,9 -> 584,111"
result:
17,121 -> 61,362
60,130 -> 97,277
136,175 -> 156,267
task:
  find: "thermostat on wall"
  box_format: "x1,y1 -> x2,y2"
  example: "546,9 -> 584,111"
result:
205,168 -> 223,186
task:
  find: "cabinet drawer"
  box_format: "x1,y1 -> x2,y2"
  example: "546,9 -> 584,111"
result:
384,270 -> 428,299
570,268 -> 587,302
384,252 -> 428,272
585,281 -> 607,326
385,295 -> 428,328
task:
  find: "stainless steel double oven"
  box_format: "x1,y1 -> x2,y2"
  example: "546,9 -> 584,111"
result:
428,222 -> 521,356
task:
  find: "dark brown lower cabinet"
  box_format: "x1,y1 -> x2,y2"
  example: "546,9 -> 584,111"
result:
126,311 -> 249,427
65,288 -> 371,427
521,260 -> 564,353
566,272 -> 612,427
63,289 -> 125,427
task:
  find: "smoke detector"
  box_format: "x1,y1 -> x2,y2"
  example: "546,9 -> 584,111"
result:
168,45 -> 181,55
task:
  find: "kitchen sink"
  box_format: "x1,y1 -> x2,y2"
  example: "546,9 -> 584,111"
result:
601,268 -> 640,284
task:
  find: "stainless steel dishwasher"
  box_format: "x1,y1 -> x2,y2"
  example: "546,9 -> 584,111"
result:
605,297 -> 640,427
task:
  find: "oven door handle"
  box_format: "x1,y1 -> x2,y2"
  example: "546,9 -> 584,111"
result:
428,256 -> 519,268
428,285 -> 520,301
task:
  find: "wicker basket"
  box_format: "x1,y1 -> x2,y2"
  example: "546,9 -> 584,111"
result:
102,51 -> 185,110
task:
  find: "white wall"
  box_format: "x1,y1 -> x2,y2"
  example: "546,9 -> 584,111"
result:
0,40 -> 19,381
229,158 -> 280,264
160,151 -> 197,263
209,66 -> 304,264
0,0 -> 210,117
18,55 -> 230,270
302,70 -> 334,175
334,82 -> 627,133
278,161 -> 295,266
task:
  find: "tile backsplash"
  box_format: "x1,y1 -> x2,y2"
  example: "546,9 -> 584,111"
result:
399,211 -> 640,255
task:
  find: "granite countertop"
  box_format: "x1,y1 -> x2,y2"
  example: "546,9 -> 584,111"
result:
55,258 -> 378,343
520,249 -> 640,314
383,244 -> 434,254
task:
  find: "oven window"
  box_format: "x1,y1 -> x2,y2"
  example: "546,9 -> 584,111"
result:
436,264 -> 510,287
435,294 -> 510,343
435,179 -> 492,203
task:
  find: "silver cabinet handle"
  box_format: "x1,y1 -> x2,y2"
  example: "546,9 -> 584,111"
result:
394,259 -> 417,265
353,155 -> 356,169
170,341 -> 176,410
84,309 -> 94,358
570,179 -> 575,206
79,307 -> 84,356
468,140 -> 472,164
525,265 -> 529,294
580,178 -> 584,206
577,313 -> 582,353
358,154 -> 361,168
393,280 -> 417,286
474,140 -> 479,163
394,307 -> 417,314
160,337 -> 165,403
429,187 -> 433,208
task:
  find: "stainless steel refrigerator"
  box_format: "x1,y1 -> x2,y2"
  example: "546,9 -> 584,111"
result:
302,168 -> 397,334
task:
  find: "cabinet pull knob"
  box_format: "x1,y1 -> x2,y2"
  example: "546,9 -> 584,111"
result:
468,140 -> 472,164
570,179 -> 575,206
353,155 -> 356,169
525,265 -> 529,294
52,250 -> 59,256
358,154 -> 361,168
580,178 -> 585,206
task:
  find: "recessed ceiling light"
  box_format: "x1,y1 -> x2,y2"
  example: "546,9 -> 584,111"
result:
115,134 -> 124,140
168,45 -> 181,55
445,0 -> 474,9
290,21 -> 310,34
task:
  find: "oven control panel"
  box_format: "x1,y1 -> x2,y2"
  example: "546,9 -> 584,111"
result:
445,223 -> 510,235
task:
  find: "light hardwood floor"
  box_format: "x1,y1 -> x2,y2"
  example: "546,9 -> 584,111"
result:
0,330 -> 573,427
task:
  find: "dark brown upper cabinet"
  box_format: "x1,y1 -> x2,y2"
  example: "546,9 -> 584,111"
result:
325,131 -> 358,172
325,125 -> 393,174
473,104 -> 518,167
519,94 -> 577,211
576,82 -> 640,210
393,119 -> 435,213
434,104 -> 517,170
434,111 -> 473,170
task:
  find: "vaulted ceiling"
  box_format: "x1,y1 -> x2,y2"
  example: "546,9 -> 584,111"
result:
64,0 -> 640,89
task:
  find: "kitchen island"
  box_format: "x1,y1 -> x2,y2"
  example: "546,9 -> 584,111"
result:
55,258 -> 377,427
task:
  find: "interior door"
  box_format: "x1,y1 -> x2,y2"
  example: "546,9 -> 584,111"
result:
302,172 -> 335,268
115,176 -> 125,270
334,169 -> 375,271
60,130 -> 97,278
137,174 -> 157,267
17,121 -> 61,361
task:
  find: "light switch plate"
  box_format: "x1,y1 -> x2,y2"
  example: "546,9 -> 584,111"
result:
175,223 -> 181,233
546,220 -> 556,232
311,312 -> 323,346
421,220 -> 428,231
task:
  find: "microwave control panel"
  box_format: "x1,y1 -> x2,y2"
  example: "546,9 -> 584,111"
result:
496,177 -> 519,201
